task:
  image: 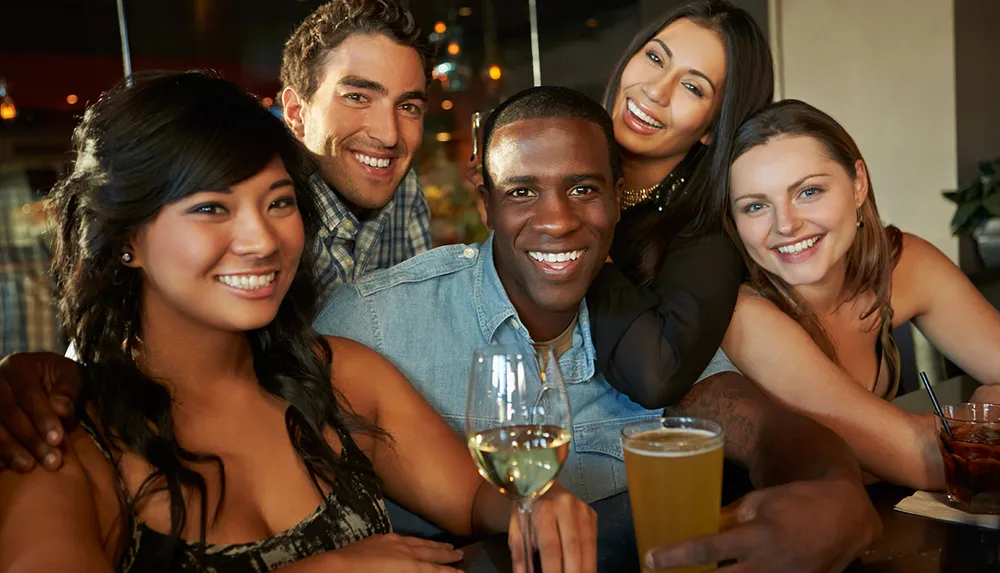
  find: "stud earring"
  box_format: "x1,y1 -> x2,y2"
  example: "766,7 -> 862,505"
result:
121,252 -> 133,264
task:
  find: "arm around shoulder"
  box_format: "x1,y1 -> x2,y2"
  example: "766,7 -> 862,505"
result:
671,370 -> 861,485
588,232 -> 742,408
722,290 -> 943,490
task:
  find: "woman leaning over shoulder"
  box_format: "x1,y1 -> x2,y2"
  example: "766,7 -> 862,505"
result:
584,0 -> 773,407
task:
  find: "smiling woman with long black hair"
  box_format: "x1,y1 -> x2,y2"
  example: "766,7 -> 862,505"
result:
0,71 -> 595,573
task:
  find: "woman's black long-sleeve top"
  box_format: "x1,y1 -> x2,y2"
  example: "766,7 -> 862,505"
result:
585,204 -> 744,409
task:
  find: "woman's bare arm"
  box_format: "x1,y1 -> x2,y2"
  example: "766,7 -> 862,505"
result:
722,292 -> 943,490
892,232 -> 1000,384
327,337 -> 598,573
327,336 -> 508,537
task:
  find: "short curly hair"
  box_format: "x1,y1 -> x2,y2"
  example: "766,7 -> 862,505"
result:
481,86 -> 622,191
280,0 -> 433,103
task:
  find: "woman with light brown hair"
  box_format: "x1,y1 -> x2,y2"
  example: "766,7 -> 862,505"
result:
722,98 -> 1000,489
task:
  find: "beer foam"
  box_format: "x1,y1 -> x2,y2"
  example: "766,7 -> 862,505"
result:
622,428 -> 723,456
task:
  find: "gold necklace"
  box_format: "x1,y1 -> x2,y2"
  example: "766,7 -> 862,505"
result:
621,171 -> 686,211
621,183 -> 662,209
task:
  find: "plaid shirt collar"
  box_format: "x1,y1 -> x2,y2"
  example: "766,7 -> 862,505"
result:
309,169 -> 431,288
312,171 -> 384,243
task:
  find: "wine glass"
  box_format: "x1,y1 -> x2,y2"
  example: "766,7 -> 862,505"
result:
466,344 -> 572,573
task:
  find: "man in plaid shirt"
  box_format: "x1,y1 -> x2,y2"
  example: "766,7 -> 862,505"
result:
279,0 -> 434,288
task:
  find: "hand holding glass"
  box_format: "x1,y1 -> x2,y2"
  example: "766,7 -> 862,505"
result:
939,402 -> 1000,513
466,345 -> 572,573
622,417 -> 725,573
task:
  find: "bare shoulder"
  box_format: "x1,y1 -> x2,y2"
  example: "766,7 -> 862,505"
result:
734,285 -> 788,320
892,232 -> 962,316
0,427 -> 98,495
895,232 -> 954,276
727,284 -> 816,352
326,334 -> 386,373
0,425 -> 116,500
324,335 -> 404,420
66,425 -> 126,528
900,231 -> 938,251
0,425 -> 121,564
66,425 -> 116,487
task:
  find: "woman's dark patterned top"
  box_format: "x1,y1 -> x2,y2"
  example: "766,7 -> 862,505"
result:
80,416 -> 391,572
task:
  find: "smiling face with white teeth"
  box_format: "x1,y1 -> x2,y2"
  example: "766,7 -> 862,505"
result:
127,157 -> 305,334
482,116 -> 621,341
611,18 -> 726,164
281,33 -> 427,213
729,135 -> 869,289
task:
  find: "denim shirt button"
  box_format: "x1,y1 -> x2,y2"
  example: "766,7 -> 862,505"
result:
462,247 -> 476,259
511,319 -> 520,329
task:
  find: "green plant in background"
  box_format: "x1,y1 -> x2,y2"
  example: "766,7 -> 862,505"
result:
944,158 -> 1000,236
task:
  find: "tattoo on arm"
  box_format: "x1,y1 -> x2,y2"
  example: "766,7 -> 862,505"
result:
666,372 -> 767,466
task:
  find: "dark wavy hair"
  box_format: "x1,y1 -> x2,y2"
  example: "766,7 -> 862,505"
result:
604,0 -> 773,285
50,71 -> 383,568
725,99 -> 902,376
279,0 -> 433,103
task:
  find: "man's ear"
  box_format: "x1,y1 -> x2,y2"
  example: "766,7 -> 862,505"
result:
478,184 -> 493,230
281,87 -> 307,141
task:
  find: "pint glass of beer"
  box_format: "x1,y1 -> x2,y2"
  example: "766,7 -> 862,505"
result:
621,417 -> 725,573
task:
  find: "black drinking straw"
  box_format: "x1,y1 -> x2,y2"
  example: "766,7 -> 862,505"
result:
920,371 -> 954,439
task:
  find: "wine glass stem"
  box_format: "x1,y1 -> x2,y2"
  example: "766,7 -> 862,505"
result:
517,500 -> 535,573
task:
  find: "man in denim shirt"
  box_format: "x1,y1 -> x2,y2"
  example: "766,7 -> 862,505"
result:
316,87 -> 651,503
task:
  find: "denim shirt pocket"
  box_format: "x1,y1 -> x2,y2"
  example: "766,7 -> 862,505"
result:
568,414 -> 661,503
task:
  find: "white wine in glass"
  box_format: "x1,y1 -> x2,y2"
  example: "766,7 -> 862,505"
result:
466,345 -> 572,572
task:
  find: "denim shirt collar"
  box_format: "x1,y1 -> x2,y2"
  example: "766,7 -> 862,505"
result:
473,233 -> 597,382
474,234 -> 519,341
